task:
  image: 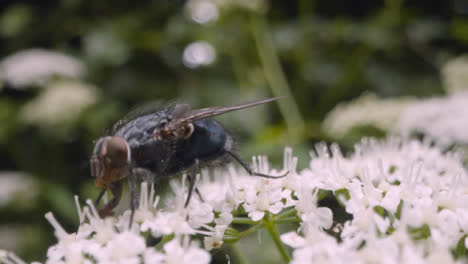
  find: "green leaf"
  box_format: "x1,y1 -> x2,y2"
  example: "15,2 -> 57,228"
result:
452,234 -> 468,259
335,188 -> 350,201
408,224 -> 431,240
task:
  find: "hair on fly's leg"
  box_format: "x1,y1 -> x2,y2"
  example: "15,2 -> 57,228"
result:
95,188 -> 107,206
226,150 -> 288,179
98,181 -> 123,218
185,159 -> 200,208
127,172 -> 138,229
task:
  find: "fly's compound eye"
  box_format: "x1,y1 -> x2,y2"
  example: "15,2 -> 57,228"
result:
104,136 -> 130,167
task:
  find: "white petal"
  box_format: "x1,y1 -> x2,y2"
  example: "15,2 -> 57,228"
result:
280,232 -> 306,248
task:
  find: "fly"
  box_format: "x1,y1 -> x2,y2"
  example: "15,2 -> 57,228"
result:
90,97 -> 287,226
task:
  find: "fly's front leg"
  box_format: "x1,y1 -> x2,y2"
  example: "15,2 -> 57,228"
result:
95,188 -> 107,206
132,167 -> 155,184
185,159 -> 200,208
128,172 -> 137,228
226,151 -> 288,178
98,181 -> 123,218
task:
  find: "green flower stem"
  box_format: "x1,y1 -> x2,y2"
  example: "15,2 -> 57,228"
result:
249,13 -> 304,138
264,217 -> 291,263
230,243 -> 249,264
275,207 -> 297,219
232,217 -> 260,225
273,216 -> 300,224
155,234 -> 174,250
238,223 -> 264,238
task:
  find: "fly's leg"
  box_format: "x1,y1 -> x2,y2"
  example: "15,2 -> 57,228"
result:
185,159 -> 200,208
95,188 -> 107,206
98,181 -> 123,218
195,188 -> 205,203
133,167 -> 155,184
128,172 -> 138,229
226,151 -> 288,178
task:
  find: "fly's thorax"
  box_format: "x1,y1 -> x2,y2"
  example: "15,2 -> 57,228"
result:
132,139 -> 179,176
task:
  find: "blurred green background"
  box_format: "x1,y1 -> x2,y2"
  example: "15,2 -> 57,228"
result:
0,0 -> 467,262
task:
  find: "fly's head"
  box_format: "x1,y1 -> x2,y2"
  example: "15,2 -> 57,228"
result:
91,136 -> 131,189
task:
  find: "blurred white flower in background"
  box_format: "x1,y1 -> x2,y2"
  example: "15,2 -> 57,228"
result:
20,80 -> 98,126
0,171 -> 37,208
442,55 -> 468,94
186,0 -> 219,24
395,91 -> 468,147
323,92 -> 415,138
216,0 -> 266,12
182,41 -> 216,68
0,49 -> 84,88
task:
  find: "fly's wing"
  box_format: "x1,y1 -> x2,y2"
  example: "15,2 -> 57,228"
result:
166,97 -> 282,131
110,100 -> 183,135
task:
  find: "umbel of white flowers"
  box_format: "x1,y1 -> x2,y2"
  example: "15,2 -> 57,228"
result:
2,137 -> 468,264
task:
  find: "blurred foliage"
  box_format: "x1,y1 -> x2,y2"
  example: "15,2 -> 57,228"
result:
0,0 -> 466,262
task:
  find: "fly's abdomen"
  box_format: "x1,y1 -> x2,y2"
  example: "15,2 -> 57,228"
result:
179,119 -> 228,163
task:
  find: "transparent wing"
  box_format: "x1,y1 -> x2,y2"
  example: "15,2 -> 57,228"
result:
110,100 -> 178,134
167,97 -> 282,131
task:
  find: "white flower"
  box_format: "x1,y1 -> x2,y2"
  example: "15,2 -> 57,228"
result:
20,80 -> 98,126
280,147 -> 302,197
241,156 -> 286,221
395,91 -> 468,147
323,92 -> 414,138
162,237 -> 210,264
295,187 -> 332,229
0,49 -> 84,87
188,199 -> 214,229
441,54 -> 468,94
143,248 -> 164,264
142,211 -> 195,237
185,0 -> 219,24
9,141 -> 468,263
182,41 -> 216,68
281,223 -> 361,264
97,231 -> 146,264
0,250 -> 28,264
0,171 -> 37,207
201,224 -> 227,250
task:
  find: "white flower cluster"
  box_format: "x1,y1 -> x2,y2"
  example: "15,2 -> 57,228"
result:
323,91 -> 468,148
442,55 -> 468,94
0,49 -> 84,88
282,138 -> 468,263
7,138 -> 468,264
36,148 -> 307,264
395,91 -> 468,148
20,80 -> 98,127
322,93 -> 415,138
323,55 -> 468,147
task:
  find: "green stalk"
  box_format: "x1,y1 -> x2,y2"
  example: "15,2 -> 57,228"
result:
238,223 -> 264,238
264,218 -> 291,263
273,216 -> 300,224
232,217 -> 260,225
155,234 -> 174,250
249,13 -> 304,139
275,207 -> 297,219
230,243 -> 249,264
